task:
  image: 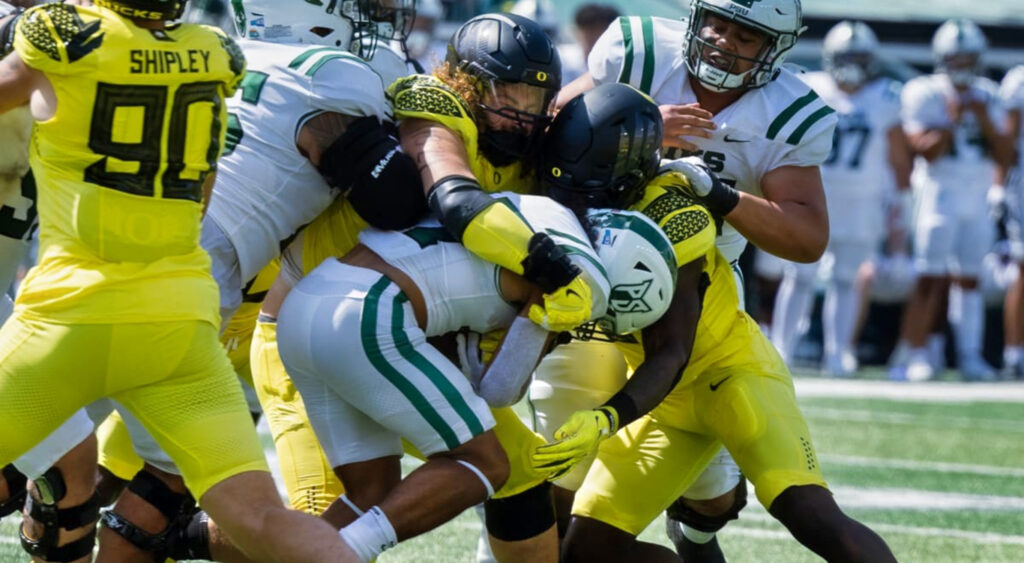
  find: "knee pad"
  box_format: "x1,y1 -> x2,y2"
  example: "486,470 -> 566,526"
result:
165,509 -> 212,562
20,466 -> 102,562
1,463 -> 28,518
666,478 -> 748,534
484,481 -> 555,542
99,470 -> 195,559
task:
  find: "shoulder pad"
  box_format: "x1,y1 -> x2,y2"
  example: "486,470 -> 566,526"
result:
217,31 -> 246,80
388,74 -> 474,121
18,4 -> 102,64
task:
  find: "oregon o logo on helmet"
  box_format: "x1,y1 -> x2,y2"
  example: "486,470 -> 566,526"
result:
551,167 -> 561,178
536,71 -> 548,82
609,280 -> 653,313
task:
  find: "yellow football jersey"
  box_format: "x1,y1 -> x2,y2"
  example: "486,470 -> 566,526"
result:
388,74 -> 532,194
12,4 -> 245,325
618,171 -> 753,384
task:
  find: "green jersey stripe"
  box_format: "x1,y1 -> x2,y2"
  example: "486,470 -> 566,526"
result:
785,105 -> 836,145
288,47 -> 339,69
639,16 -> 655,94
391,292 -> 486,438
766,90 -> 820,140
543,227 -> 608,280
617,17 -> 635,85
361,277 -> 461,450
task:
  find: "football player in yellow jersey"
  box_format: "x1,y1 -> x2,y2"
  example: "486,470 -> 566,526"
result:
0,1 -> 363,562
393,12 -> 595,336
532,83 -> 896,563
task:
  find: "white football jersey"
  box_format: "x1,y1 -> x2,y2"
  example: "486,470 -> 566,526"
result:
802,72 -> 902,240
1000,65 -> 1024,171
589,16 -> 837,263
0,106 -> 35,292
358,193 -> 611,336
902,73 -> 1004,209
206,40 -> 406,284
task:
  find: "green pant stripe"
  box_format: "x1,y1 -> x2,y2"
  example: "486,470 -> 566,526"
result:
390,293 -> 486,437
785,106 -> 836,145
361,277 -> 461,450
617,17 -> 634,85
639,16 -> 656,94
766,90 -> 819,140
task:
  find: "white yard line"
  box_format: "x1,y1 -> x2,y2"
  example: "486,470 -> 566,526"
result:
799,406 -> 1024,433
820,453 -> 1024,478
793,378 -> 1024,402
829,486 -> 1024,511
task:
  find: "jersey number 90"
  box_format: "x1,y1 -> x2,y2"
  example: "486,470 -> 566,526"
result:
85,82 -> 224,203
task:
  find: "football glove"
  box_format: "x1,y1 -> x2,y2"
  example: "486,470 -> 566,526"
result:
531,407 -> 618,480
659,156 -> 740,217
523,233 -> 592,332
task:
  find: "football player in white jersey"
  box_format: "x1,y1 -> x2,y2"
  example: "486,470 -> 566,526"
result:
269,193 -> 674,563
894,19 -> 1013,382
771,21 -> 912,376
998,65 -> 1024,378
543,0 -> 837,558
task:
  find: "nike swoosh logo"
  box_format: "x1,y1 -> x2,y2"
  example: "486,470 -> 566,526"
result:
66,19 -> 105,63
723,135 -> 750,143
709,376 -> 731,391
566,289 -> 580,298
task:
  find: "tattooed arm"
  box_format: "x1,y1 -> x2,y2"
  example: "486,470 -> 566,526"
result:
398,117 -> 475,194
295,111 -> 356,167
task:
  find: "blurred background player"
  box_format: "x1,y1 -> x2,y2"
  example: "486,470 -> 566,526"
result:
893,18 -> 1013,381
771,20 -> 913,376
998,64 -> 1024,378
543,0 -> 837,559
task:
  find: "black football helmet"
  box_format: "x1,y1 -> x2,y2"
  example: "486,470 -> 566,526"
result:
95,0 -> 187,20
541,83 -> 663,211
446,12 -> 561,166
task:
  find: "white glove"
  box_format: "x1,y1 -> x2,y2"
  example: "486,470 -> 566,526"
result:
455,331 -> 486,386
0,3 -> 17,18
659,156 -> 714,196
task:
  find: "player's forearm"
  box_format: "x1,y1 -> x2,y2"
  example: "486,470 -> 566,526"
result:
907,129 -> 953,162
399,118 -> 474,193
726,193 -> 828,263
887,126 -> 913,190
974,111 -> 1014,168
476,315 -> 551,407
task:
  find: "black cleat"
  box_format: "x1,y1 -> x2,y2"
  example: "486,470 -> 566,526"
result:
666,516 -> 726,563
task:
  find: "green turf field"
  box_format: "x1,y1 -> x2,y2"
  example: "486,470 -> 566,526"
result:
3,371 -> 1023,562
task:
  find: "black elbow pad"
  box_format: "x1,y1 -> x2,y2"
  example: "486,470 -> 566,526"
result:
318,116 -> 427,230
426,175 -> 495,238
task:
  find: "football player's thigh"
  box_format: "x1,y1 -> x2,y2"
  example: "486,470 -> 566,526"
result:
490,407 -> 548,499
954,216 -> 993,278
94,409 -> 144,481
572,416 -> 722,536
250,319 -> 343,514
110,321 -> 267,500
0,316 -> 105,463
913,213 -> 954,275
530,340 -> 627,438
700,366 -> 826,510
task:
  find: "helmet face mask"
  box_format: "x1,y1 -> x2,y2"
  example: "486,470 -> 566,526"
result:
95,0 -> 187,20
684,0 -> 805,93
446,13 -> 561,166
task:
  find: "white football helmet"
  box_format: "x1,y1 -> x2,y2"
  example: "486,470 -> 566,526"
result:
685,0 -> 806,92
932,19 -> 987,88
823,21 -> 879,89
586,209 -> 678,335
231,0 -> 414,58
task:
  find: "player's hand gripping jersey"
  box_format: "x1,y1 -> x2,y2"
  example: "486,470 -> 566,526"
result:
12,3 -> 244,326
206,39 -> 404,284
590,16 -> 837,262
388,74 -> 533,194
802,72 -> 902,240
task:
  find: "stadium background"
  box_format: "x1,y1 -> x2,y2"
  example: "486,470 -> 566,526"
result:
3,0 -> 1024,560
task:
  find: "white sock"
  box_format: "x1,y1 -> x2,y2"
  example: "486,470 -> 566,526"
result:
771,265 -> 815,362
1005,346 -> 1023,367
339,506 -> 398,563
823,279 -> 858,362
951,287 -> 984,359
681,524 -> 716,544
927,333 -> 946,370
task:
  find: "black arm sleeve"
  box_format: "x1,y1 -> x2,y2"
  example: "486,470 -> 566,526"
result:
426,174 -> 496,238
318,116 -> 427,230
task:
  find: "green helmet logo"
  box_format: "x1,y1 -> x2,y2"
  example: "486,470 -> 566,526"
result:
609,279 -> 653,314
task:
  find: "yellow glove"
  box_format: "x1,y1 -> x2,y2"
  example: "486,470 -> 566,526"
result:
531,406 -> 618,480
528,276 -> 593,332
